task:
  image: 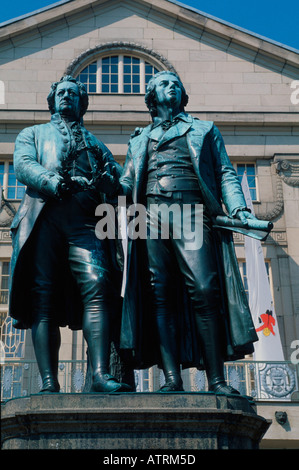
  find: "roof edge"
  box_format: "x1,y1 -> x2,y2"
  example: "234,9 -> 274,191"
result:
0,0 -> 298,65
0,0 -> 73,28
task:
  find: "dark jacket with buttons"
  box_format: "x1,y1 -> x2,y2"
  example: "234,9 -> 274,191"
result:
9,113 -> 121,329
119,114 -> 258,369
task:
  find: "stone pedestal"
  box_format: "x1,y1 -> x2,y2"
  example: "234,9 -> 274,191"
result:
1,392 -> 271,450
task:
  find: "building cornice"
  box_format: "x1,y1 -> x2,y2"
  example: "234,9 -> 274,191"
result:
0,109 -> 299,127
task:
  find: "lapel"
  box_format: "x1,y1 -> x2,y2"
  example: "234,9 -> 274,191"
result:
157,119 -> 192,149
186,119 -> 213,154
126,126 -> 151,201
149,114 -> 193,149
81,126 -> 97,169
186,123 -> 225,216
130,125 -> 151,176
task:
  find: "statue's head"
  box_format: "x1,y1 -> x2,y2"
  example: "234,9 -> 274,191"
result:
47,75 -> 89,119
145,71 -> 189,118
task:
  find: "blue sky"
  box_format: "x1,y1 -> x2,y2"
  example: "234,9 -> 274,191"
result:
0,0 -> 298,51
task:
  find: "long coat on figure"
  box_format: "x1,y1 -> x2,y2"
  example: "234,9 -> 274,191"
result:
119,113 -> 259,369
9,113 -> 122,331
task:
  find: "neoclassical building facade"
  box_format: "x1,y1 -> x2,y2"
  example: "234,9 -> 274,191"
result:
0,0 -> 299,447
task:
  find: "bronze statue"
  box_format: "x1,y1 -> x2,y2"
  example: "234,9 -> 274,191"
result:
9,75 -> 131,393
119,71 -> 268,394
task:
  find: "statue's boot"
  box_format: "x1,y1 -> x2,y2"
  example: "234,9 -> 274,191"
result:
31,321 -> 61,393
84,305 -> 131,393
194,312 -> 239,396
155,314 -> 184,392
91,372 -> 131,393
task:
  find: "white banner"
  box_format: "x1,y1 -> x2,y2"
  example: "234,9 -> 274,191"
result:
241,173 -> 284,361
119,204 -> 128,298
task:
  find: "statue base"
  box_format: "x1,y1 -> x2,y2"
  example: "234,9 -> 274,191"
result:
1,392 -> 271,450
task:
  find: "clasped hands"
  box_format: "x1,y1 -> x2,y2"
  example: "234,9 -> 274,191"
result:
56,163 -> 120,198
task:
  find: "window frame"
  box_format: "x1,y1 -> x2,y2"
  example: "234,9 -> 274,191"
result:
234,162 -> 259,202
0,260 -> 10,306
0,260 -> 26,360
77,53 -> 160,95
0,160 -> 25,201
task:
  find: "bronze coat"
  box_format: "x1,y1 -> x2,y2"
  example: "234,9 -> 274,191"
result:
119,114 -> 258,369
9,113 -> 122,330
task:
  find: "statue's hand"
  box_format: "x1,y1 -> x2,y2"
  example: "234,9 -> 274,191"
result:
56,179 -> 71,198
235,209 -> 256,226
70,176 -> 90,191
41,172 -> 65,199
93,164 -> 120,195
56,176 -> 90,197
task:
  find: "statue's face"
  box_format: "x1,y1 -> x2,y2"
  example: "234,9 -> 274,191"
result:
54,81 -> 81,119
154,73 -> 182,110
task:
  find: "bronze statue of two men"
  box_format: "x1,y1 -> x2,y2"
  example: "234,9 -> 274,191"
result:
9,72 -> 263,395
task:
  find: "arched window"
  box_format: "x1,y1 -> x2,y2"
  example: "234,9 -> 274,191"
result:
76,55 -> 159,94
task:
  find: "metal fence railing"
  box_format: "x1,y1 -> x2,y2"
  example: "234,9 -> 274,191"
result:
1,359 -> 298,402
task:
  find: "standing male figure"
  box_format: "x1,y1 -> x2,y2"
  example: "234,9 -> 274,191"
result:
9,75 -> 131,393
120,71 -> 259,393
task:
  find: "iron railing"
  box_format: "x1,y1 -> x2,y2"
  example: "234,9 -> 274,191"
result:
1,359 -> 298,402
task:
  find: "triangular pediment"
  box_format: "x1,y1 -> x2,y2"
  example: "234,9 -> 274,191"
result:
0,0 -> 298,76
0,0 -> 298,123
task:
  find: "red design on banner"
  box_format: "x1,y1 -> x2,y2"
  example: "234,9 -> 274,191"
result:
256,309 -> 276,336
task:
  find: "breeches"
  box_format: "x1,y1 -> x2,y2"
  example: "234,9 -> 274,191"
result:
30,197 -> 113,327
146,192 -> 221,319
